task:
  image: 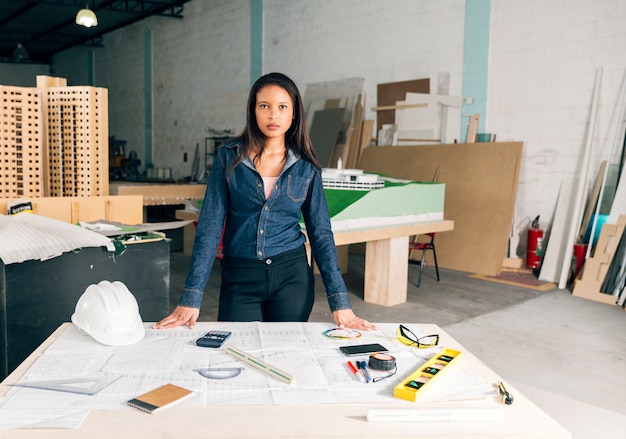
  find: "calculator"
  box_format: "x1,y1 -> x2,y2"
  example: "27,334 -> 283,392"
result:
196,330 -> 232,348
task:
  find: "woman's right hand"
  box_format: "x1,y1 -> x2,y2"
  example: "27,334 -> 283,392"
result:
153,305 -> 200,330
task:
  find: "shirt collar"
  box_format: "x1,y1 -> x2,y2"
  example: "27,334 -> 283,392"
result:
240,143 -> 299,172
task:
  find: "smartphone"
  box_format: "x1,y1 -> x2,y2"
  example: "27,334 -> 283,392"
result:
339,343 -> 388,357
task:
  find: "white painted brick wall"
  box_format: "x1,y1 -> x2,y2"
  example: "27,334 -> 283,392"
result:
488,0 -> 626,255
3,0 -> 625,257
264,0 -> 466,126
56,0 -> 252,179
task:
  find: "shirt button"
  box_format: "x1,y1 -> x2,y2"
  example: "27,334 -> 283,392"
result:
265,258 -> 272,265
259,229 -> 264,235
258,251 -> 263,257
264,206 -> 269,211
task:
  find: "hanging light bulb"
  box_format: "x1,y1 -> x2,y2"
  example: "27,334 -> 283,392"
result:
76,5 -> 98,28
13,43 -> 29,62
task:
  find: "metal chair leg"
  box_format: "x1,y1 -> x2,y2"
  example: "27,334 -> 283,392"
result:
431,244 -> 440,282
412,243 -> 439,287
417,248 -> 427,288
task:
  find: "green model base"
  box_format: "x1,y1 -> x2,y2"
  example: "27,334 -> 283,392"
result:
323,176 -> 445,229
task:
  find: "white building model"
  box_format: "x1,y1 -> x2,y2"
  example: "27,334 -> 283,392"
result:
321,168 -> 384,190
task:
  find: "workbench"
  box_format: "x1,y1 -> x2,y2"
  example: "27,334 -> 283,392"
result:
0,322 -> 570,438
109,182 -> 206,206
176,210 -> 454,307
328,220 -> 454,306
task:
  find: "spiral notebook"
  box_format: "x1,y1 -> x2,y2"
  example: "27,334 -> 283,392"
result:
127,383 -> 194,414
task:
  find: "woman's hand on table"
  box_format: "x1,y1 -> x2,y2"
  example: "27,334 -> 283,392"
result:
153,305 -> 200,329
333,309 -> 377,331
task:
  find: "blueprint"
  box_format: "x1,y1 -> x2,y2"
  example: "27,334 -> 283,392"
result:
0,322 -> 495,430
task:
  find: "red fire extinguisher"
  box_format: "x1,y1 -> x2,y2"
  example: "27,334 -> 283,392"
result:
526,215 -> 544,270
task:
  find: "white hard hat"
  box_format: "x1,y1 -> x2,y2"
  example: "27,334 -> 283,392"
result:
71,280 -> 145,346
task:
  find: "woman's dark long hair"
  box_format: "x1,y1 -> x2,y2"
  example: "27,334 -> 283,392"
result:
229,72 -> 321,174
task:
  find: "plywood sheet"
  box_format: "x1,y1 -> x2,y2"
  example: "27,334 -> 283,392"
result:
358,142 -> 523,275
309,108 -> 345,168
376,79 -> 430,132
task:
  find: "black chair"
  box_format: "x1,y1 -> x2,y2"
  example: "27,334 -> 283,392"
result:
408,233 -> 440,287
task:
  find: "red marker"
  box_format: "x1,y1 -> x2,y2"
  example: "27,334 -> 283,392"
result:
347,361 -> 365,382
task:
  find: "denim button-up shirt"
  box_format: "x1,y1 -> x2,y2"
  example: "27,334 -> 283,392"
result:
179,139 -> 352,313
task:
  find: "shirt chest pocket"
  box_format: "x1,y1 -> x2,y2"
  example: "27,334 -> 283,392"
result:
287,175 -> 311,202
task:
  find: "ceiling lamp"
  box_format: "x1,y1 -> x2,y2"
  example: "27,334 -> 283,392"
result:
76,6 -> 98,28
13,43 -> 29,62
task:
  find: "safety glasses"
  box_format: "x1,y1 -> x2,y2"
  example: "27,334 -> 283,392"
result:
396,325 -> 439,349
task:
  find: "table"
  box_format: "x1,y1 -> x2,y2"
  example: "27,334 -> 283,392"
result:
176,210 -> 454,307
330,220 -> 454,306
0,322 -> 570,439
109,182 -> 206,206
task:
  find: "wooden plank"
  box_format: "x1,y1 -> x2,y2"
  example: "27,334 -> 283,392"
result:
465,114 -> 479,143
344,94 -> 364,169
372,103 -> 428,111
330,220 -> 454,247
355,120 -> 374,168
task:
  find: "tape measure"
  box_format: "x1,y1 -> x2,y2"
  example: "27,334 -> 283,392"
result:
369,353 -> 396,371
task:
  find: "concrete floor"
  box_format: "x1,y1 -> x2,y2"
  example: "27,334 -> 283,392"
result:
169,250 -> 626,438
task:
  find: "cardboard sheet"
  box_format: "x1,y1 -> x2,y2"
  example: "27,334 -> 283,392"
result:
359,142 -> 523,275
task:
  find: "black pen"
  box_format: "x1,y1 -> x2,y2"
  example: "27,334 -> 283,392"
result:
498,381 -> 514,405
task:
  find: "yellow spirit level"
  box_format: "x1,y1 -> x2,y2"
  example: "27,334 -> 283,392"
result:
393,348 -> 462,402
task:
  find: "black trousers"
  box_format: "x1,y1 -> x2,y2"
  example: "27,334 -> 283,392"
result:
218,246 -> 315,322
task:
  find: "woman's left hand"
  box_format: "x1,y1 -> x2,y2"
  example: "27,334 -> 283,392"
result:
333,309 -> 377,331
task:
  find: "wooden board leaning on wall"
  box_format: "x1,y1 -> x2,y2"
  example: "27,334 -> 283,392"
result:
358,142 -> 523,276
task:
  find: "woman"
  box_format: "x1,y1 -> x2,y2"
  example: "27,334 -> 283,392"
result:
155,72 -> 375,331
